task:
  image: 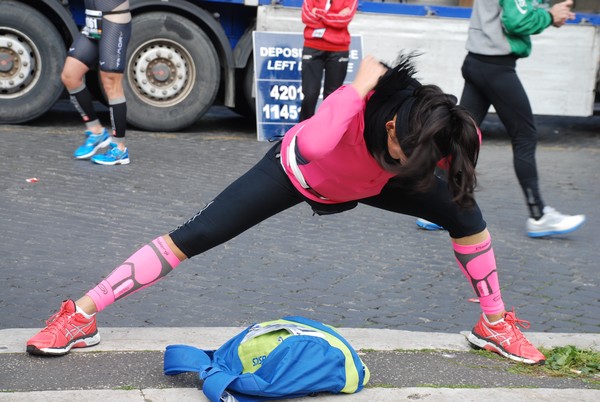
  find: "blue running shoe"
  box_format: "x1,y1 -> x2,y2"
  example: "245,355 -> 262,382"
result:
416,218 -> 444,231
73,129 -> 111,159
91,142 -> 130,165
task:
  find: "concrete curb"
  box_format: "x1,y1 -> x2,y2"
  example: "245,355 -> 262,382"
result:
2,329 -> 599,401
0,387 -> 598,402
2,327 -> 599,354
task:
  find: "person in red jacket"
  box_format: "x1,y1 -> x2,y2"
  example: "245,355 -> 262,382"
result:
299,0 -> 358,121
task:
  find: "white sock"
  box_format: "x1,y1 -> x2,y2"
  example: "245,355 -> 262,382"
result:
483,314 -> 504,326
76,304 -> 94,319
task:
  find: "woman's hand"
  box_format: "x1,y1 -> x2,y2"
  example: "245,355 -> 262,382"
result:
351,55 -> 388,98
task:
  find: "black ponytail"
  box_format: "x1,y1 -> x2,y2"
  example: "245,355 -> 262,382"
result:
364,54 -> 420,171
399,86 -> 480,208
364,55 -> 480,208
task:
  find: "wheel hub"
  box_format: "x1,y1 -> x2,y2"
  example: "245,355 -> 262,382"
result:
150,61 -> 171,82
132,42 -> 189,103
0,52 -> 14,72
0,33 -> 35,95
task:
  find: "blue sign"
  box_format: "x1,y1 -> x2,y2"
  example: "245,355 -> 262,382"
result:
253,31 -> 363,142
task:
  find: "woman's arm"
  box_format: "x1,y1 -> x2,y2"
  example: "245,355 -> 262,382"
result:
297,56 -> 387,158
501,0 -> 573,35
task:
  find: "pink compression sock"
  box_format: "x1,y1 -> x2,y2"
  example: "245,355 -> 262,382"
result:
86,237 -> 181,312
453,233 -> 505,315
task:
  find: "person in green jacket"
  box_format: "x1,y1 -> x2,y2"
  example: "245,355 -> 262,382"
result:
459,0 -> 585,238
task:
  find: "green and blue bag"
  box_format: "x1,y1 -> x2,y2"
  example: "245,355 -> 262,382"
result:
163,316 -> 370,401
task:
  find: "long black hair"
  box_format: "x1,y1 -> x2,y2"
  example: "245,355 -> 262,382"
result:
364,54 -> 480,208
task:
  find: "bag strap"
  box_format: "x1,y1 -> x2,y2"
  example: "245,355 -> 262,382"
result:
164,345 -> 240,402
201,367 -> 238,402
163,344 -> 212,375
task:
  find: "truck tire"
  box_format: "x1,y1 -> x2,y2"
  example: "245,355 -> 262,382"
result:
0,1 -> 66,124
233,56 -> 256,119
125,12 -> 220,131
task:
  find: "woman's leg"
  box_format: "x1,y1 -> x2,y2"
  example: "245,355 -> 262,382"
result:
360,176 -> 486,239
79,235 -> 185,314
360,177 -> 500,310
87,143 -> 302,313
461,55 -> 543,218
27,144 -> 302,354
460,54 -> 585,236
360,178 -> 544,363
452,229 -> 503,319
460,54 -> 492,126
485,66 -> 543,219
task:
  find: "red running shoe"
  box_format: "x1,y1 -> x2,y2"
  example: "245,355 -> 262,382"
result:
467,310 -> 545,364
26,299 -> 100,356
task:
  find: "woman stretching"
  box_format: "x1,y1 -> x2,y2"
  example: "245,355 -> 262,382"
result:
27,55 -> 545,364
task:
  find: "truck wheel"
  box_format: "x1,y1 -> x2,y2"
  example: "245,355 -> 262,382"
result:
125,12 -> 220,131
233,56 -> 256,119
0,1 -> 66,123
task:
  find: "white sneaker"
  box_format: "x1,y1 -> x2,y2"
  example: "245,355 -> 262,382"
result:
526,206 -> 585,238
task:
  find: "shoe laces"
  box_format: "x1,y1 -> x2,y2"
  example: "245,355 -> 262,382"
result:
43,304 -> 75,331
85,132 -> 103,145
107,143 -> 125,157
503,309 -> 532,344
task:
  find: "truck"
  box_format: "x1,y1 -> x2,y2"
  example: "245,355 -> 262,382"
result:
1,0 -> 599,132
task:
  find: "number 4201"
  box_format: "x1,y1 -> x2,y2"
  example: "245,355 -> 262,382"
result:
269,85 -> 303,101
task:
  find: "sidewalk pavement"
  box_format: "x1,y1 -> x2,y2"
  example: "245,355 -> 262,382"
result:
1,327 -> 599,401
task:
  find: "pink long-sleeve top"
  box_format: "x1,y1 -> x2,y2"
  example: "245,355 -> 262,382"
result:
281,85 -> 396,204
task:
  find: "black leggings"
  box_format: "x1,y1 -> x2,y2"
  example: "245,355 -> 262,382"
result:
299,47 -> 349,122
169,144 -> 486,258
460,53 -> 543,218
